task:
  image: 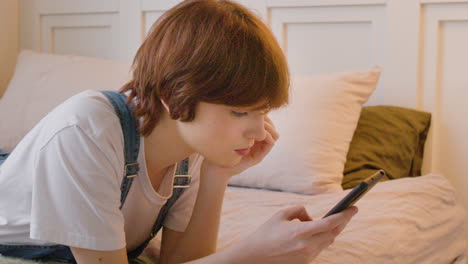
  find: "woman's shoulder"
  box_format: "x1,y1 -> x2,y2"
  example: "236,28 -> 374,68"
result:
34,90 -> 124,153
57,90 -> 118,121
46,90 -> 121,135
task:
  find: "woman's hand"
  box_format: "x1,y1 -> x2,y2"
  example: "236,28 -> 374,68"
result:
201,115 -> 279,179
227,205 -> 358,264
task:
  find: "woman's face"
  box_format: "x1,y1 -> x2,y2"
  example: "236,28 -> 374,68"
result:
177,102 -> 268,167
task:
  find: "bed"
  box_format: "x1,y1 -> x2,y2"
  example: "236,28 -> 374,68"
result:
1,0 -> 468,263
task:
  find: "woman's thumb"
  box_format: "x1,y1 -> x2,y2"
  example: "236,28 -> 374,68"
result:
276,205 -> 313,222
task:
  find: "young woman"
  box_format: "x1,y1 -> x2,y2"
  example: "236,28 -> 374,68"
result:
0,0 -> 358,263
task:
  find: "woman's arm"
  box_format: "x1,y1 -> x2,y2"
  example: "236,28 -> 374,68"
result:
160,164 -> 231,263
70,247 -> 129,264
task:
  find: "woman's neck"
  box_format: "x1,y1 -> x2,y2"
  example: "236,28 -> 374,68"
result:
143,113 -> 194,174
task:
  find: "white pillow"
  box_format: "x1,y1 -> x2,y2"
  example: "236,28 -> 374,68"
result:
0,50 -> 131,152
229,66 -> 382,195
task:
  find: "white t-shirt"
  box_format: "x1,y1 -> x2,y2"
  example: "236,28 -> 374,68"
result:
0,90 -> 202,251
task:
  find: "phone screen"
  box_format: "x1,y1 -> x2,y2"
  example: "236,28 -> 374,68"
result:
322,170 -> 386,218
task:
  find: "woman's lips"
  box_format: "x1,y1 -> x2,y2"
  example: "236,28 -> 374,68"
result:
235,148 -> 250,156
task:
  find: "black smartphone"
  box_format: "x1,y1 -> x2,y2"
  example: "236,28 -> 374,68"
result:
322,170 -> 386,218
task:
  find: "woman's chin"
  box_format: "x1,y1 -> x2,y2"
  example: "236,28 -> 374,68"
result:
204,155 -> 241,168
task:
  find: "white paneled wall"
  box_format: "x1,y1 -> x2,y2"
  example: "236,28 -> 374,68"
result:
19,0 -> 468,250
40,13 -> 120,59
268,3 -> 387,105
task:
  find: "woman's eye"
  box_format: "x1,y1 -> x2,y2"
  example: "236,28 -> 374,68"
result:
231,111 -> 248,117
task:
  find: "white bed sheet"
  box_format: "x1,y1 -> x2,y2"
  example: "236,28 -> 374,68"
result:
217,172 -> 466,264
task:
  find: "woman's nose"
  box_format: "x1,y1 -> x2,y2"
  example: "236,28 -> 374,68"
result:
245,117 -> 266,141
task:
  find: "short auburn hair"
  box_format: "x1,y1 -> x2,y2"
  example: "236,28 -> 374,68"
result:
120,0 -> 290,137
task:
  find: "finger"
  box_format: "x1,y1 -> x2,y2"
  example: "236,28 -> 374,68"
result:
247,124 -> 276,165
302,229 -> 337,252
304,209 -> 354,243
332,221 -> 350,237
263,127 -> 275,146
263,121 -> 277,143
258,132 -> 274,158
249,143 -> 273,165
299,210 -> 313,222
329,212 -> 355,239
247,136 -> 273,164
275,205 -> 312,222
289,206 -> 313,222
264,121 -> 279,141
264,117 -> 278,138
259,125 -> 275,147
303,206 -> 358,235
264,115 -> 276,129
253,127 -> 274,153
305,218 -> 353,247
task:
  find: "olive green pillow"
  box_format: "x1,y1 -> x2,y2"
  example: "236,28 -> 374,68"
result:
342,105 -> 431,189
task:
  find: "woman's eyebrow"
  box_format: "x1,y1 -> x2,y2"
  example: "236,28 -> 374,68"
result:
231,102 -> 270,112
235,106 -> 268,112
249,104 -> 271,112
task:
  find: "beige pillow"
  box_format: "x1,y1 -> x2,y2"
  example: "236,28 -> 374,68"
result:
0,50 -> 131,151
229,66 -> 382,195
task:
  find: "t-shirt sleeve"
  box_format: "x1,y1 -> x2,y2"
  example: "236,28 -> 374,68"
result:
30,125 -> 126,251
163,154 -> 203,232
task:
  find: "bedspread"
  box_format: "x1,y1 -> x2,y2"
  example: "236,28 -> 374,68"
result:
1,173 -> 466,264
215,172 -> 466,263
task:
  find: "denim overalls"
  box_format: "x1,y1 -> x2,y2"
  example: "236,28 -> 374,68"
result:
0,150 -> 8,166
0,91 -> 192,263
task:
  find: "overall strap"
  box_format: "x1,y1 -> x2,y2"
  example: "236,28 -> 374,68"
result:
127,158 -> 191,260
100,91 -> 140,209
101,90 -> 192,261
0,149 -> 9,166
152,157 -> 192,236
